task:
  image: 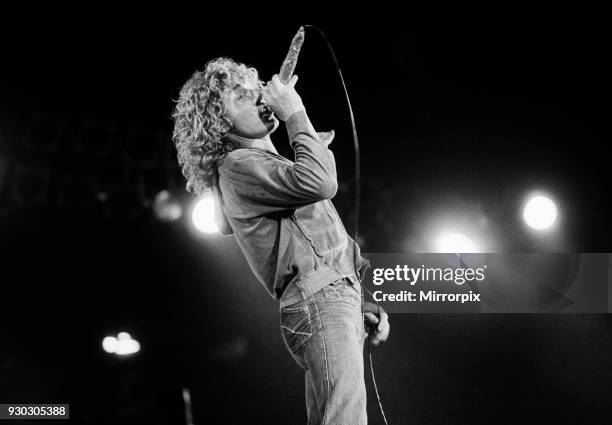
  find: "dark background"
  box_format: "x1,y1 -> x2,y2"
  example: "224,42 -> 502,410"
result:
1,10 -> 610,424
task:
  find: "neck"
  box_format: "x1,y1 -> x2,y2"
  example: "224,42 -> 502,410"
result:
224,133 -> 278,154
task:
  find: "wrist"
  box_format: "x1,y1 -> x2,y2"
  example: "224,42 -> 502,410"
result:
277,102 -> 305,122
282,106 -> 305,122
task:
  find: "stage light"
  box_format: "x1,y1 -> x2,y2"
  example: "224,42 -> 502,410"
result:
192,196 -> 219,234
152,190 -> 182,221
435,232 -> 478,253
101,332 -> 141,356
102,336 -> 118,353
523,195 -> 557,230
115,332 -> 140,356
406,201 -> 496,253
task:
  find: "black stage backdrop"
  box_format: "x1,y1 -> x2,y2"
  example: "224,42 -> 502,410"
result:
0,10 -> 609,425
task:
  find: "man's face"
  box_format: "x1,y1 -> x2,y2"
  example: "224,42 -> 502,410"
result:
222,76 -> 279,139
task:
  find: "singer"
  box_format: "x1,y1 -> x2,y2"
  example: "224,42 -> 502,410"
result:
172,57 -> 390,424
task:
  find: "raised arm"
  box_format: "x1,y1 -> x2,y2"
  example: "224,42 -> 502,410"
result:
227,109 -> 337,214
226,75 -> 337,215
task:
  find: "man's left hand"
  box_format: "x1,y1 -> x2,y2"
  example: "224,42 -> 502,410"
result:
363,302 -> 390,346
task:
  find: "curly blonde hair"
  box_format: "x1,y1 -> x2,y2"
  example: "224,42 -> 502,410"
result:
172,57 -> 259,195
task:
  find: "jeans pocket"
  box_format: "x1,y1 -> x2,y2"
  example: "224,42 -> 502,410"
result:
280,304 -> 314,353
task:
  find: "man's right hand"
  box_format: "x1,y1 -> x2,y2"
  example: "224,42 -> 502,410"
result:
363,302 -> 390,346
262,74 -> 305,122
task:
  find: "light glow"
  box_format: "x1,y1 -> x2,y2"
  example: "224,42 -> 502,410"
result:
523,195 -> 558,230
101,332 -> 141,356
435,232 -> 479,253
192,197 -> 219,234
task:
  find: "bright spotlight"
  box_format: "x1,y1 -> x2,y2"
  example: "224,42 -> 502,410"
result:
435,232 -> 478,253
102,336 -> 118,353
523,195 -> 557,230
102,332 -> 141,356
192,197 -> 219,234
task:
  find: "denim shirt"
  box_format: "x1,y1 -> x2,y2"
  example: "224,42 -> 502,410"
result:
217,110 -> 370,307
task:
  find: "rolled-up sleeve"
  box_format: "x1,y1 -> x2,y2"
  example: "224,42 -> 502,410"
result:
228,110 -> 338,214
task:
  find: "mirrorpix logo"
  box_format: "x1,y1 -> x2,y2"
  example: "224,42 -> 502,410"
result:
458,253 -> 583,312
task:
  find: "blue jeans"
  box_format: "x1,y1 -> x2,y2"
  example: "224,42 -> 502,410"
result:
280,277 -> 367,425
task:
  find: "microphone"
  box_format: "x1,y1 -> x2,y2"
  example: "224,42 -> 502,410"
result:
279,26 -> 305,84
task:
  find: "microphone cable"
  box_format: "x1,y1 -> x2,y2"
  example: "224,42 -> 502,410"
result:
303,24 -> 389,425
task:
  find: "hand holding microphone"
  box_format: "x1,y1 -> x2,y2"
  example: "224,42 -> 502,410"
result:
363,302 -> 390,346
261,26 -> 306,122
261,74 -> 304,122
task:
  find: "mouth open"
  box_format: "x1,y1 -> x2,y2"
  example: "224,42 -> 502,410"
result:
259,105 -> 274,121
